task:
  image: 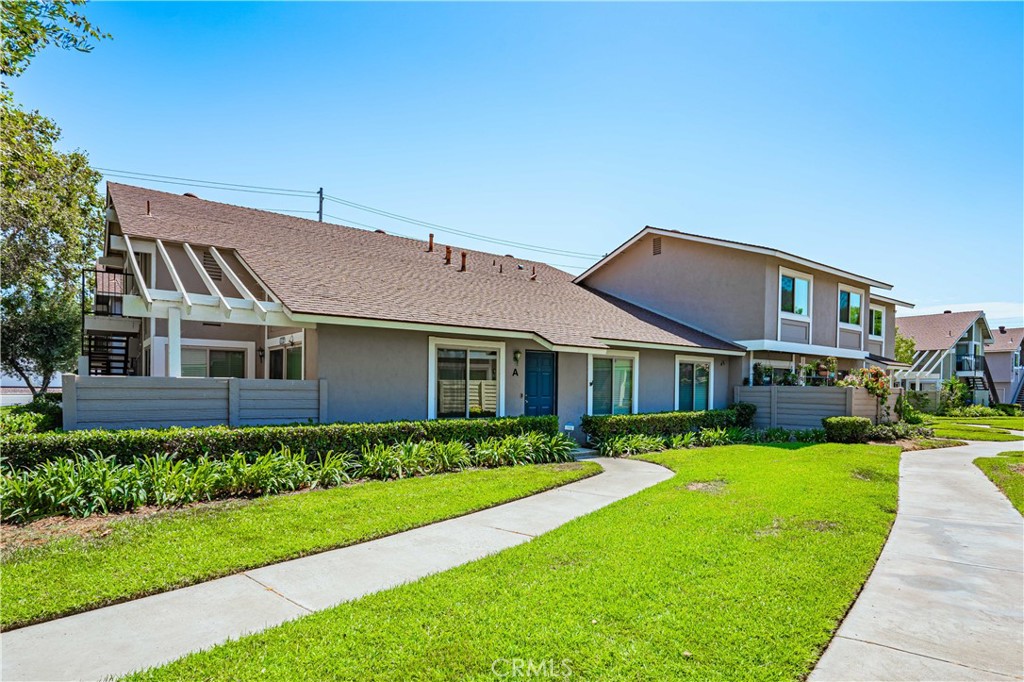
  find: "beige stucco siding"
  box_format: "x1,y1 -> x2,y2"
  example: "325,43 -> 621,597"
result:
584,234 -> 768,341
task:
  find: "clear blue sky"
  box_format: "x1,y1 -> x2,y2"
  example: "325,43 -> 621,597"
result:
14,1 -> 1024,325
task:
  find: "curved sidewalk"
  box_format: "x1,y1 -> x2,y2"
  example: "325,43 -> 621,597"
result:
811,440 -> 1024,681
1,456 -> 672,682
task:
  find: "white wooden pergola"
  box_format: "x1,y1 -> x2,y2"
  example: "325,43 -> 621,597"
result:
110,234 -> 309,378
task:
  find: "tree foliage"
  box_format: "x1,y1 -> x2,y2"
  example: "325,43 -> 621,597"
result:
894,328 -> 915,364
1,287 -> 81,395
1,0 -> 109,79
1,0 -> 106,391
1,92 -> 104,291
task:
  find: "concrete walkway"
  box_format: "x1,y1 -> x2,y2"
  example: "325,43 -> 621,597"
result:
812,440 -> 1024,681
1,457 -> 672,682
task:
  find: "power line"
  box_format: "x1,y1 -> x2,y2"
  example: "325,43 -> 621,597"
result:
322,213 -> 414,239
95,167 -> 603,260
96,168 -> 314,196
321,192 -> 600,259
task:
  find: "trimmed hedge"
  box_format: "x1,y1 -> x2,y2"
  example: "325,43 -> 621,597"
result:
0,416 -> 559,470
822,416 -> 872,444
580,404 -> 755,443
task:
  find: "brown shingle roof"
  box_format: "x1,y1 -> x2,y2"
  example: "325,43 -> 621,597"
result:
989,326 -> 1024,353
107,183 -> 742,352
895,311 -> 983,352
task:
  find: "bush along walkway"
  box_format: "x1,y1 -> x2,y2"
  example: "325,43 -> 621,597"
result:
811,439 -> 1024,681
0,457 -> 672,682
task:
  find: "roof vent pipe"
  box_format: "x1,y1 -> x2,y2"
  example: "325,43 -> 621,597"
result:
444,246 -> 452,265
943,310 -> 952,314
530,265 -> 537,281
999,325 -> 1007,333
459,251 -> 467,272
146,200 -> 151,216
427,233 -> 434,252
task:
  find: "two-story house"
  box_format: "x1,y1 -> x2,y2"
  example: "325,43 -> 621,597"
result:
893,310 -> 996,405
69,183 -> 914,432
986,326 -> 1024,405
573,227 -> 914,387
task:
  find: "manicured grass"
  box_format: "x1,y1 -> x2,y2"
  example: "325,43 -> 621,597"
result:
929,424 -> 1024,442
1,462 -> 598,630
932,416 -> 1024,431
907,438 -> 967,450
975,451 -> 1024,515
129,444 -> 900,681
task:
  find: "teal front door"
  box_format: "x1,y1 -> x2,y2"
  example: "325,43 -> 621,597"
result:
524,351 -> 556,416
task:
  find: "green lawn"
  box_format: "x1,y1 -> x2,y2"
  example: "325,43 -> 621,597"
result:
128,444 -> 900,681
975,451 -> 1024,515
929,424 -> 1024,442
1,462 -> 598,630
931,416 -> 1024,431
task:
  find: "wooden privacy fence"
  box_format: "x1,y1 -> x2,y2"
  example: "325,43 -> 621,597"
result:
62,374 -> 327,430
733,385 -> 900,430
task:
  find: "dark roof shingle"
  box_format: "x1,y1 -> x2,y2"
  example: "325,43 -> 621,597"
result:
108,183 -> 742,352
895,311 -> 984,352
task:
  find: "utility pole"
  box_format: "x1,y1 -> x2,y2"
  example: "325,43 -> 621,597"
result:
317,187 -> 324,222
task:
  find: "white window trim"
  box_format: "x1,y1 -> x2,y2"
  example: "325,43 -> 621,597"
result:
837,284 -> 865,334
586,350 -> 640,416
267,331 -> 305,380
673,354 -> 714,411
150,336 -> 255,378
427,336 -> 506,420
778,266 -> 813,341
868,305 -> 885,342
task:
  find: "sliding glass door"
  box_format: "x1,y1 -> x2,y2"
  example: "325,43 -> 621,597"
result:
678,359 -> 711,411
436,347 -> 499,419
592,357 -> 633,415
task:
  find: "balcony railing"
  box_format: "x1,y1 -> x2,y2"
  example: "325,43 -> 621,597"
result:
955,354 -> 985,372
82,269 -> 135,318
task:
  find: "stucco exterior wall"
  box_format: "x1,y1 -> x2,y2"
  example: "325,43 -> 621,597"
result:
584,234 -> 768,341
316,325 -> 429,423
556,352 -> 588,437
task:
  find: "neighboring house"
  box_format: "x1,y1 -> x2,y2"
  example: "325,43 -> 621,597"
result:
71,183 -> 914,432
986,326 -> 1024,405
894,310 -> 996,405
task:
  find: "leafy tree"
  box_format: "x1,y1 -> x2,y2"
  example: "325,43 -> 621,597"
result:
1,0 -> 109,79
1,0 -> 107,391
1,92 -> 104,291
1,287 -> 81,395
894,328 -> 915,364
1,95 -> 102,391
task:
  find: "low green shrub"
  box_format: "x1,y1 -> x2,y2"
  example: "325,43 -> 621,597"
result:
792,428 -> 828,443
696,426 -> 733,447
822,416 -> 873,444
596,434 -> 666,457
0,397 -> 62,435
894,394 -> 925,424
581,404 -> 755,443
993,403 -> 1023,416
0,415 -> 558,470
665,432 -> 698,449
0,433 -> 578,523
867,422 -> 935,442
945,405 -> 1003,418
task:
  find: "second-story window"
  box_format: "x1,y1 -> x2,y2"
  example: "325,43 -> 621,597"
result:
870,307 -> 884,338
780,271 -> 811,317
839,288 -> 862,326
